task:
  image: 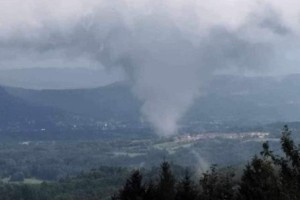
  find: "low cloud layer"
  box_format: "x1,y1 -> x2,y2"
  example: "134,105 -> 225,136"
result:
0,0 -> 300,135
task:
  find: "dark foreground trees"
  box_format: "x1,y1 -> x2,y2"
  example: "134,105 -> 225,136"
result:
114,125 -> 300,200
0,126 -> 299,200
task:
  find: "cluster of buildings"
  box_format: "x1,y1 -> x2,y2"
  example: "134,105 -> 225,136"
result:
175,132 -> 270,143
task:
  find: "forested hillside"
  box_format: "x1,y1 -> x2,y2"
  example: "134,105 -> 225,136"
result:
0,126 -> 300,200
0,87 -> 71,130
5,74 -> 300,130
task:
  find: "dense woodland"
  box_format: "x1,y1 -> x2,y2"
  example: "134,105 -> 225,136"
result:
0,125 -> 299,199
113,125 -> 300,200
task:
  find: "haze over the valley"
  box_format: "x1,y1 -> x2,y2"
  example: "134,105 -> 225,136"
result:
1,0 -> 300,135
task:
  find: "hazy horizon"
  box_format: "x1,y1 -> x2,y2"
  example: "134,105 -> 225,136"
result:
1,0 -> 300,135
1,67 -> 300,90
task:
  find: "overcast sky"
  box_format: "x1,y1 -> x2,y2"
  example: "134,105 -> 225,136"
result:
1,0 -> 300,134
0,0 -> 300,82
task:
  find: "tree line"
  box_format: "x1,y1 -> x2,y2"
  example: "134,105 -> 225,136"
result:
113,125 -> 300,200
0,125 -> 299,200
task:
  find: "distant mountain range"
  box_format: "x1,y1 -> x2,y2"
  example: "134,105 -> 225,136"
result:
0,86 -> 69,130
0,68 -> 123,89
186,74 -> 300,125
5,82 -> 141,122
2,74 -> 300,132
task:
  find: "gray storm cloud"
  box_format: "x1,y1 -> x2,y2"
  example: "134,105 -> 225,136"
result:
0,0 -> 300,135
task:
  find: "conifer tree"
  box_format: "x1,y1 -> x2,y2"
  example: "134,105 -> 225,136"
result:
116,170 -> 146,200
175,171 -> 198,200
239,155 -> 280,200
200,165 -> 235,200
157,161 -> 176,200
144,180 -> 156,200
277,125 -> 300,200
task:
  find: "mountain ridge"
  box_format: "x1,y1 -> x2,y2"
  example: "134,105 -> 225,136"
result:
2,74 -> 300,132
